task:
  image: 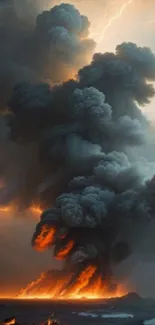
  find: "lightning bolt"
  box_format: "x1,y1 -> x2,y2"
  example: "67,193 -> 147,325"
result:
89,0 -> 120,38
98,0 -> 134,44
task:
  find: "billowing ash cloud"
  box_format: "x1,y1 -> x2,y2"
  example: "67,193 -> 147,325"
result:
5,31 -> 155,290
33,3 -> 95,81
0,0 -> 95,110
0,0 -> 94,208
2,2 -> 155,294
79,42 -> 155,121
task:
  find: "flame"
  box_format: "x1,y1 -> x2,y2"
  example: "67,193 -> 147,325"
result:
19,272 -> 47,297
0,317 -> 16,325
55,240 -> 74,260
33,226 -> 56,252
17,265 -> 127,300
79,275 -> 126,299
0,315 -> 60,325
30,205 -> 43,215
66,265 -> 97,298
46,314 -> 60,325
0,204 -> 42,219
47,317 -> 53,325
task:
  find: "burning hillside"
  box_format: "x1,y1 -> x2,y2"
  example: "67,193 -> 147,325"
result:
18,267 -> 126,300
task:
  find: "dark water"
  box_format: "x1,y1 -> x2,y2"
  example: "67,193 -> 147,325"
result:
0,295 -> 155,324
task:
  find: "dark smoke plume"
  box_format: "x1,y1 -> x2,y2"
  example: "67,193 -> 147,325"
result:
1,1 -> 155,293
0,0 -> 94,209
0,0 -> 95,110
6,19 -> 155,290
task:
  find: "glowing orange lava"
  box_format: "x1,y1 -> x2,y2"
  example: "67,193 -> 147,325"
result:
33,226 -> 56,252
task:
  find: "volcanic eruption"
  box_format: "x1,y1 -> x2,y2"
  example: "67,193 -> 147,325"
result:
1,1 -> 155,299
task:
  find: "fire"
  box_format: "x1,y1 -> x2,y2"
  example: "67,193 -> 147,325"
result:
0,204 -> 42,218
33,226 -> 56,252
0,206 -> 12,213
17,265 -> 127,300
0,317 -> 16,325
0,315 -> 60,325
47,314 -> 59,325
19,272 -> 47,297
79,275 -> 126,299
66,265 -> 97,298
55,240 -> 74,260
30,205 -> 43,215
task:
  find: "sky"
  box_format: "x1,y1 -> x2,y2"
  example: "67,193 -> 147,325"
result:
0,0 -> 155,297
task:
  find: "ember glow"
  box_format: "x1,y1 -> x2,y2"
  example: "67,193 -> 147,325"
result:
33,226 -> 56,252
55,240 -> 74,260
64,265 -> 97,298
0,206 -> 12,213
0,317 -> 16,325
0,204 -> 42,218
30,205 -> 43,216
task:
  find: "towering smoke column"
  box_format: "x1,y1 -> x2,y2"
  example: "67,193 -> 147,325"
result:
3,2 -> 155,298
0,1 -> 95,209
0,0 -> 95,111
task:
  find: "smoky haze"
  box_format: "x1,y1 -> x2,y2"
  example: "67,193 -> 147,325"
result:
1,0 -> 155,297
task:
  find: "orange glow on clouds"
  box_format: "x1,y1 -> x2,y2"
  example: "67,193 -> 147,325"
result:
33,226 -> 56,252
55,240 -> 74,260
0,204 -> 43,219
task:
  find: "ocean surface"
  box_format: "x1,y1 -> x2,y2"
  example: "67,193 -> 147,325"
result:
0,294 -> 155,324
